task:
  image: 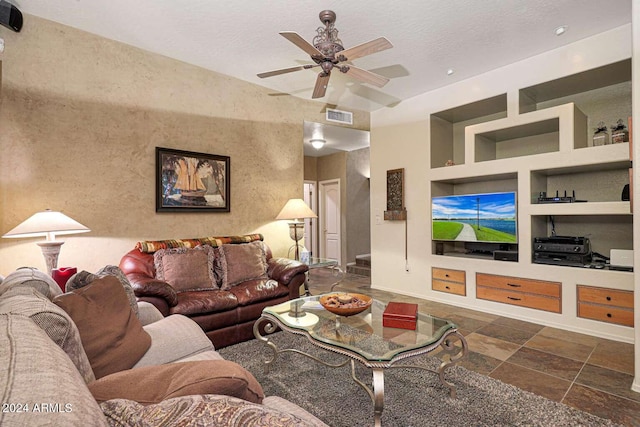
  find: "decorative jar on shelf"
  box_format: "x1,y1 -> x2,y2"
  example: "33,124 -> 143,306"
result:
592,122 -> 609,146
611,119 -> 629,144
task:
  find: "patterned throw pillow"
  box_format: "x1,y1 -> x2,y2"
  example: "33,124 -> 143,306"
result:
218,241 -> 268,290
154,245 -> 218,292
100,395 -> 319,427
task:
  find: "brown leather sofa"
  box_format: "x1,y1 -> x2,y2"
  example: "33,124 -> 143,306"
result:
119,235 -> 308,348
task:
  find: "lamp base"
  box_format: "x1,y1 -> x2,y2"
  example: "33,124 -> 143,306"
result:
37,241 -> 64,275
288,222 -> 304,261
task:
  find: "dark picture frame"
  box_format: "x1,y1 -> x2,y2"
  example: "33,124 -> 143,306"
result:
156,147 -> 230,212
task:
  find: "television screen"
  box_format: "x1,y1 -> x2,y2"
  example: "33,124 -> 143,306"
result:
432,191 -> 517,243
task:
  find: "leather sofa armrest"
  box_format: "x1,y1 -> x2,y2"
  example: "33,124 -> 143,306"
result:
267,258 -> 309,285
127,273 -> 178,307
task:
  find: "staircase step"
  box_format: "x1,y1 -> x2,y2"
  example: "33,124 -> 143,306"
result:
347,262 -> 371,277
355,254 -> 371,267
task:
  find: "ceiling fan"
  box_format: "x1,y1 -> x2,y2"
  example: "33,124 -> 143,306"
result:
257,10 -> 393,99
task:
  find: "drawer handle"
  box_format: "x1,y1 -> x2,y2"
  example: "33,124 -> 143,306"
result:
507,296 -> 522,301
606,296 -> 612,301
507,283 -> 521,288
607,313 -> 612,318
445,274 -> 450,277
445,286 -> 450,289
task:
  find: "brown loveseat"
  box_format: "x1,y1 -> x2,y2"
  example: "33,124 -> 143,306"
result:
119,234 -> 308,348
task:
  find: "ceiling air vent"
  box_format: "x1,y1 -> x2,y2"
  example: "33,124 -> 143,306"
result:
326,108 -> 353,125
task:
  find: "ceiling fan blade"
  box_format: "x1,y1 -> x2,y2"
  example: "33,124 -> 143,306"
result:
257,64 -> 317,78
344,65 -> 389,88
312,73 -> 330,99
338,37 -> 393,62
280,31 -> 323,58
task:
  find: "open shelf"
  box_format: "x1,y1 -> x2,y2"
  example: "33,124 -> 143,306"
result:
430,94 -> 507,168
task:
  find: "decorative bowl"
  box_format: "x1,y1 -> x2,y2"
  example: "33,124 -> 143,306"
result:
319,293 -> 373,317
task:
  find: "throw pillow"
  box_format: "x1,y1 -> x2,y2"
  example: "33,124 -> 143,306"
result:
89,360 -> 264,404
154,245 -> 218,292
67,266 -> 140,319
0,286 -> 96,384
219,241 -> 268,290
100,395 -> 317,427
0,267 -> 62,299
53,276 -> 151,379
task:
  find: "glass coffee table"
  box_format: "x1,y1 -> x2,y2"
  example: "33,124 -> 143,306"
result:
253,294 -> 468,427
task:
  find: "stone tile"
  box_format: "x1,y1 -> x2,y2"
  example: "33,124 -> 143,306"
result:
563,384 -> 640,427
588,339 -> 635,375
463,332 -> 521,361
442,314 -> 489,333
506,347 -> 583,381
576,364 -> 640,402
475,323 -> 537,345
524,334 -> 593,362
490,316 -> 545,335
457,351 -> 503,376
537,326 -> 600,348
489,362 -> 571,402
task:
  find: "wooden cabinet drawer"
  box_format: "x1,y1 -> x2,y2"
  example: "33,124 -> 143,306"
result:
477,286 -> 561,313
432,279 -> 466,296
577,302 -> 633,327
432,268 -> 465,283
476,273 -> 561,298
577,285 -> 634,327
577,286 -> 633,309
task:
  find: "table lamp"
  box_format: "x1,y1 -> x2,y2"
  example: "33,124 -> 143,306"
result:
2,209 -> 90,274
275,198 -> 317,261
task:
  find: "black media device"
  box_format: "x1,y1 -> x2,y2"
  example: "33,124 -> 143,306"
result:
0,0 -> 22,32
493,250 -> 518,262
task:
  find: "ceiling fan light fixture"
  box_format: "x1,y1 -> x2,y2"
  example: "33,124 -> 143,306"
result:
310,138 -> 326,150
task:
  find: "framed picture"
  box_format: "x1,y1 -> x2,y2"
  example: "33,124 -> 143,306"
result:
156,147 -> 230,212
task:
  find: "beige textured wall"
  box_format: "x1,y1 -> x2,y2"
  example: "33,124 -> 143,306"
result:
0,16 -> 369,275
346,148 -> 371,263
303,156 -> 318,181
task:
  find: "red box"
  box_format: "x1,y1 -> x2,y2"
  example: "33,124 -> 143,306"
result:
383,302 -> 418,330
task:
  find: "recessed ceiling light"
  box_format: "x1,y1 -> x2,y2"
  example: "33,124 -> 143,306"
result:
554,25 -> 568,36
447,69 -> 454,76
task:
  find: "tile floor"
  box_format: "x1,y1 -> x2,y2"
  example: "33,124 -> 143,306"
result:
307,269 -> 640,426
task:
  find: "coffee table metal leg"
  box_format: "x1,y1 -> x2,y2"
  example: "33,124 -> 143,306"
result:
349,361 -> 385,427
437,331 -> 468,398
253,316 -> 280,373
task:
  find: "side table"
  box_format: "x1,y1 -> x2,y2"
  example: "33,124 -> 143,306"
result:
303,257 -> 344,296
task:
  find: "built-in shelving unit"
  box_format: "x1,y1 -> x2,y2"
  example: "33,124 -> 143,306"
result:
427,58 -> 634,341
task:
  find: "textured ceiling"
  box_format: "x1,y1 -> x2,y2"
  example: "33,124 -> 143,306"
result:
16,0 -> 632,114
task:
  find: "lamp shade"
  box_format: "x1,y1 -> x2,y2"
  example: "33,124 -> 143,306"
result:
3,209 -> 90,241
276,199 -> 317,221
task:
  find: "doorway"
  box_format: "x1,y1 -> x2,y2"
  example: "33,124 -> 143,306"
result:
319,179 -> 341,263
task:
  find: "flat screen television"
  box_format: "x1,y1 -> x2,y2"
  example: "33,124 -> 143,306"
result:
432,191 -> 517,243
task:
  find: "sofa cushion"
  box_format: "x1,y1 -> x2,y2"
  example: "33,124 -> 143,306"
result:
154,245 -> 218,292
0,286 -> 96,383
67,266 -> 140,318
0,267 -> 62,299
89,360 -> 264,404
0,313 -> 109,427
219,241 -> 268,290
229,279 -> 290,306
53,276 -> 152,379
170,289 -> 238,316
100,395 -> 321,427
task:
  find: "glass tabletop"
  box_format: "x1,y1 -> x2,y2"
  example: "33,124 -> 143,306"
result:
262,294 -> 456,362
305,257 -> 339,268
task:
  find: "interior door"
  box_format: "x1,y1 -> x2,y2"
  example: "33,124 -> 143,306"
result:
319,179 -> 341,263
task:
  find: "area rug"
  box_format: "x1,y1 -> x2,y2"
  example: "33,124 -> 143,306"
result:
219,332 -> 619,427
